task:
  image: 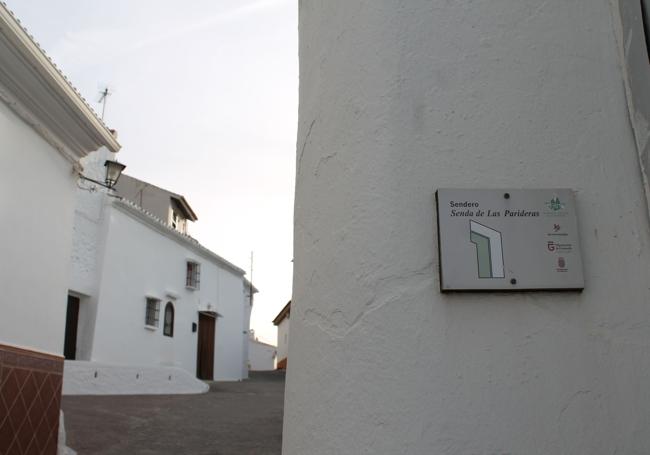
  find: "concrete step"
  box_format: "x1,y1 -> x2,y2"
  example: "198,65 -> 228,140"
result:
63,360 -> 209,395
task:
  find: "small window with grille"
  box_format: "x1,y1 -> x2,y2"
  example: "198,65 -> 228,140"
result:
145,298 -> 160,328
186,261 -> 201,289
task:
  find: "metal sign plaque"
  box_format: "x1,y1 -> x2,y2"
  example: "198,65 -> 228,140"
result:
436,189 -> 584,291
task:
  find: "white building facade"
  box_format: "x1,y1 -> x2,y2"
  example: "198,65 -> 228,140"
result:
285,1 -> 650,454
0,4 -> 120,453
273,301 -> 290,370
248,335 -> 277,371
68,150 -> 255,381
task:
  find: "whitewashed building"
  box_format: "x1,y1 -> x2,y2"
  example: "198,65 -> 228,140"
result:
0,4 -> 120,452
285,1 -> 650,454
67,150 -> 256,382
272,301 -> 290,370
248,332 -> 277,371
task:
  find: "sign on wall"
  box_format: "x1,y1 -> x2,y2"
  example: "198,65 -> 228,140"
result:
436,189 -> 584,291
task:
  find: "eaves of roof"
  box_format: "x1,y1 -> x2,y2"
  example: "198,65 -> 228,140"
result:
113,198 -> 246,276
0,4 -> 120,165
171,195 -> 198,222
272,300 -> 291,326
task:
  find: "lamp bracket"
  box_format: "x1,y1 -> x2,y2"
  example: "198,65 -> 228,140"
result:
78,174 -> 116,190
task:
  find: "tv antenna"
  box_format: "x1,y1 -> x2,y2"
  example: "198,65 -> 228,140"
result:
97,86 -> 113,120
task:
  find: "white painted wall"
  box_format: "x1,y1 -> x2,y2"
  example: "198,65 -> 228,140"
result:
69,147 -> 115,361
210,267 -> 249,380
276,316 -> 289,365
69,167 -> 251,380
248,339 -> 276,371
63,360 -> 209,395
286,1 -> 650,454
90,205 -> 249,380
0,97 -> 77,356
616,0 -> 650,184
242,287 -> 253,378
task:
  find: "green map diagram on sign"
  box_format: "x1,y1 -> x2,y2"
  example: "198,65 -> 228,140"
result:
469,220 -> 504,279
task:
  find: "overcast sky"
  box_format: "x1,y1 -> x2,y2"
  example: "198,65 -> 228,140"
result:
5,0 -> 297,344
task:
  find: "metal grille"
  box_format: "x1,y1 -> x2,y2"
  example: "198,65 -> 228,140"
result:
145,298 -> 160,327
186,261 -> 201,289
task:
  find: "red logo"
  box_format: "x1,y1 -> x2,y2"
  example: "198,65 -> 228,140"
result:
558,257 -> 566,268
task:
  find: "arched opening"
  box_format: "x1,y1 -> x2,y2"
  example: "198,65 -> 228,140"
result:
163,302 -> 174,337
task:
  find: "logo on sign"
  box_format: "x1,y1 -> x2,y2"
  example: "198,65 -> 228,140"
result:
548,241 -> 572,252
546,197 -> 565,211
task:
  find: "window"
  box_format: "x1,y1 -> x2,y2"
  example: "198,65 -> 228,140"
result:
170,209 -> 186,233
186,261 -> 200,289
163,302 -> 174,337
145,298 -> 160,327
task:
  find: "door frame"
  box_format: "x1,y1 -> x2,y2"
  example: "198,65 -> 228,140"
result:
196,311 -> 217,380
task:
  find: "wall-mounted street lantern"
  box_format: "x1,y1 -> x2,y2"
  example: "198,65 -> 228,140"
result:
79,160 -> 126,190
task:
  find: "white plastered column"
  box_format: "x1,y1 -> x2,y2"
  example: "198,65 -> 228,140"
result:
285,1 -> 650,454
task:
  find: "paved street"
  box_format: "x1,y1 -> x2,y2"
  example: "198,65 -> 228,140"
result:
62,371 -> 285,455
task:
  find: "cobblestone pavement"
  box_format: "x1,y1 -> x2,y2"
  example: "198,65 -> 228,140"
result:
62,371 -> 285,455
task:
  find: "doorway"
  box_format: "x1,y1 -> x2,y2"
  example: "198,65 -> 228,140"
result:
196,312 -> 216,380
64,295 -> 80,360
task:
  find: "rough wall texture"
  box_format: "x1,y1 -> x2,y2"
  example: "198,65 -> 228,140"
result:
70,148 -> 113,296
69,147 -> 115,361
285,1 -> 650,454
617,0 -> 650,201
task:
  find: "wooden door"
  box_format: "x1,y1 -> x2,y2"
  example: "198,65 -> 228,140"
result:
196,312 -> 216,380
64,295 -> 80,360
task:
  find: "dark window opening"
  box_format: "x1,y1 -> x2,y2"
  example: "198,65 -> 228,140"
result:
163,302 -> 175,337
